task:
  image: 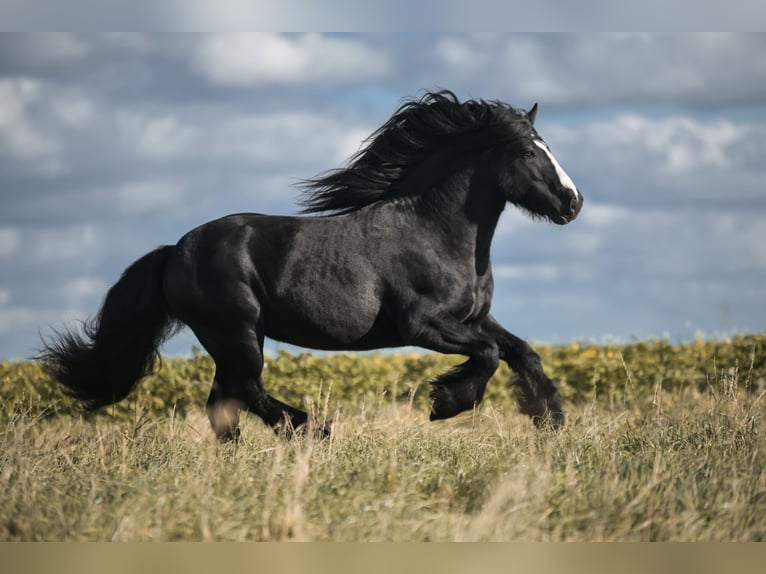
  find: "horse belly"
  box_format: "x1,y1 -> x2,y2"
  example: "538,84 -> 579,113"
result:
264,283 -> 401,351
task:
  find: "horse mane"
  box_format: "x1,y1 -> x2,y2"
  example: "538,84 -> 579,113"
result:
298,90 -> 528,215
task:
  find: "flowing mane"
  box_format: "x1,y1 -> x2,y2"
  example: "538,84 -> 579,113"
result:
299,90 -> 529,215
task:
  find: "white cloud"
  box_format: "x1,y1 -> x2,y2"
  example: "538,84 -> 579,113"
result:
500,36 -> 563,102
32,225 -> 98,261
579,203 -> 631,227
51,93 -> 94,127
210,111 -> 374,167
0,307 -> 39,337
540,113 -> 766,208
111,102 -> 373,173
115,181 -> 185,214
0,78 -> 60,160
586,115 -> 746,174
0,306 -> 87,345
0,227 -> 20,257
117,112 -> 196,160
435,36 -> 491,71
60,277 -> 108,304
0,289 -> 10,305
192,33 -> 391,87
335,127 -> 374,164
111,106 -> 373,171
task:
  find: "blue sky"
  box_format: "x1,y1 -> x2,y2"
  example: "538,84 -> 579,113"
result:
1,33 -> 765,359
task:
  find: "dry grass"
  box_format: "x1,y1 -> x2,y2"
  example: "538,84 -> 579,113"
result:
2,370 -> 764,542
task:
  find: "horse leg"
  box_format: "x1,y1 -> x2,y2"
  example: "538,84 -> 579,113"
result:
244,326 -> 330,437
199,340 -> 263,442
252,396 -> 332,438
246,380 -> 331,438
206,372 -> 244,442
196,328 -> 317,441
481,315 -> 565,428
428,355 -> 500,420
406,316 -> 500,420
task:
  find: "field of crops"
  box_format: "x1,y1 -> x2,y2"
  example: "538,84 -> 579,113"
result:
1,334 -> 765,541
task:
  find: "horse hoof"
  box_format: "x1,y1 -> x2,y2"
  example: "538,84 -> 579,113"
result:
519,397 -> 565,430
273,418 -> 332,440
215,426 -> 241,443
531,411 -> 565,430
314,420 -> 333,439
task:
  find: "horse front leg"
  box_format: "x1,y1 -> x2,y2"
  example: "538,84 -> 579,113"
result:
428,355 -> 499,420
481,315 -> 565,429
404,315 -> 500,420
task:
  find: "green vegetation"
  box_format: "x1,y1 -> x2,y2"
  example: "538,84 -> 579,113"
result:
1,334 -> 765,541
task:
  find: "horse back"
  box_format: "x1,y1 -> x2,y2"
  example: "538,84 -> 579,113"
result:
164,212 -> 405,350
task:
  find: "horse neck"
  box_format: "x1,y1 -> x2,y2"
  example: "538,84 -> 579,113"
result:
408,160 -> 506,276
460,166 -> 506,276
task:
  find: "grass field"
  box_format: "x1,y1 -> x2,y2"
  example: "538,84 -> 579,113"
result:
1,335 -> 765,541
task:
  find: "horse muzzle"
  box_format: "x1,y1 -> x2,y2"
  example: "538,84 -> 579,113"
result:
556,189 -> 583,225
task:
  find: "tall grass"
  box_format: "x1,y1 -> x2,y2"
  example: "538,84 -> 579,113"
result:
2,361 -> 763,541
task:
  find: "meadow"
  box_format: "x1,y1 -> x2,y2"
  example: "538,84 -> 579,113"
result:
1,334 -> 764,541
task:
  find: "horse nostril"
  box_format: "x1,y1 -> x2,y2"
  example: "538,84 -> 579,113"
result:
569,193 -> 580,214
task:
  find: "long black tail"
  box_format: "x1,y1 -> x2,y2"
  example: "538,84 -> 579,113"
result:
39,245 -> 178,410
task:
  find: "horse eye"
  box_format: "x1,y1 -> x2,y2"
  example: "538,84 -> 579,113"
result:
523,150 -> 535,159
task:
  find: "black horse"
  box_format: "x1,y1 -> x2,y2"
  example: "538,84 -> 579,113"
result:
40,90 -> 582,441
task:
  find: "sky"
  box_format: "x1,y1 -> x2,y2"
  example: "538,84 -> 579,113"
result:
1,33 -> 765,360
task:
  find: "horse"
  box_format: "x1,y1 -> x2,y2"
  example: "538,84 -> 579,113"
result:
39,90 -> 583,441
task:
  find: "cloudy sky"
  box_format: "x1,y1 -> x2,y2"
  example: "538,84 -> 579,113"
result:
1,33 -> 765,360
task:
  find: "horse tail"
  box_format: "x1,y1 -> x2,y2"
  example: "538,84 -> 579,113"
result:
39,245 -> 178,410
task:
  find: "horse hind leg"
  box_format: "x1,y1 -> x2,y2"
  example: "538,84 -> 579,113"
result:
206,374 -> 245,442
198,329 -> 328,441
244,373 -> 331,439
237,336 -> 330,438
256,395 -> 331,438
194,327 -> 267,441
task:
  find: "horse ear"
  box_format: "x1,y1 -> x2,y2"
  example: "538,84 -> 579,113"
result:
527,103 -> 538,125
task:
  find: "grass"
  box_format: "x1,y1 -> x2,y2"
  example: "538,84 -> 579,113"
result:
2,368 -> 764,541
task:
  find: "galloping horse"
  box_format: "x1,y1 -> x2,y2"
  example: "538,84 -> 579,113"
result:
40,91 -> 583,441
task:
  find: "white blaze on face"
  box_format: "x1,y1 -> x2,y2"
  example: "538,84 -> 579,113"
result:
533,139 -> 578,194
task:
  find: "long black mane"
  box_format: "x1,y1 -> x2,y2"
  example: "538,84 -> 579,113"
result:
299,90 -> 529,215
